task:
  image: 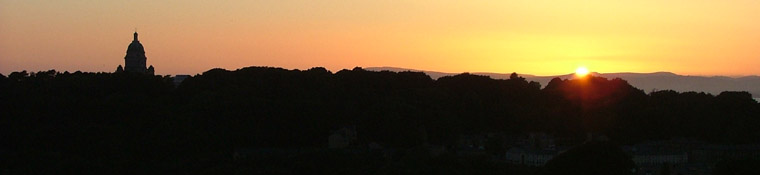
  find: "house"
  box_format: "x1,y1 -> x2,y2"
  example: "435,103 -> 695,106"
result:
623,142 -> 689,175
505,147 -> 558,167
173,75 -> 190,86
528,132 -> 556,149
455,134 -> 488,156
328,126 -> 357,149
233,147 -> 308,160
694,144 -> 760,162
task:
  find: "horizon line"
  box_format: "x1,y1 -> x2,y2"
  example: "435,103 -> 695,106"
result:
4,65 -> 760,78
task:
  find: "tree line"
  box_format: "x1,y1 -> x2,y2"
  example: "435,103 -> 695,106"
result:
1,67 -> 758,174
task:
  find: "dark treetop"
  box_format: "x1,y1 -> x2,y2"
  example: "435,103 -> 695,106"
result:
1,67 -> 758,174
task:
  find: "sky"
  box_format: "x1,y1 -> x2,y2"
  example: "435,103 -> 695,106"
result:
1,0 -> 759,76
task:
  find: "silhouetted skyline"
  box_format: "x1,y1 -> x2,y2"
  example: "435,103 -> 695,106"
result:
2,1 -> 760,76
367,67 -> 760,98
3,1 -> 760,173
3,67 -> 759,174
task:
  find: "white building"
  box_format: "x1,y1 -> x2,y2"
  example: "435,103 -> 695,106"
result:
505,147 -> 558,167
630,153 -> 688,166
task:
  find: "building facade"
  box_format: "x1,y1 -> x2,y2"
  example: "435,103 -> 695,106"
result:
117,32 -> 154,74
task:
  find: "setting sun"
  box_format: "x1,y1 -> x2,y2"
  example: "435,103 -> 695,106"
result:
576,67 -> 590,76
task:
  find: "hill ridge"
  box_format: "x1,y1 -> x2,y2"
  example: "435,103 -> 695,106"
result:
366,66 -> 760,97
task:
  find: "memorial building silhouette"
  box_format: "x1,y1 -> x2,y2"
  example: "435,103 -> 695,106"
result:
116,32 -> 154,74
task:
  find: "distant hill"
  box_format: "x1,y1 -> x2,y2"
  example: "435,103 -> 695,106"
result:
366,67 -> 760,97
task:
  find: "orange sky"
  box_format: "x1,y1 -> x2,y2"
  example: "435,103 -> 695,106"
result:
1,0 -> 759,76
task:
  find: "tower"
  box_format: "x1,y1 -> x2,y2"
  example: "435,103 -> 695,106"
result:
122,32 -> 152,74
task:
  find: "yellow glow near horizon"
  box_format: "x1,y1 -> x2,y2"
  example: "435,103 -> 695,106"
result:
575,67 -> 590,77
1,1 -> 760,76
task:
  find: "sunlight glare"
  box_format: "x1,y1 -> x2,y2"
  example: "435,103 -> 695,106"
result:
576,67 -> 590,77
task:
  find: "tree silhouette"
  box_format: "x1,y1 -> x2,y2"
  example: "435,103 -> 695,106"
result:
542,142 -> 636,175
2,67 -> 759,174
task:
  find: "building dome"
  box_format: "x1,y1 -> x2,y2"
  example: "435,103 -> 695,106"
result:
126,32 -> 145,54
123,32 -> 149,73
127,41 -> 145,54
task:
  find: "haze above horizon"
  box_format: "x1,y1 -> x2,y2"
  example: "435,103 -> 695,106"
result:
2,0 -> 759,76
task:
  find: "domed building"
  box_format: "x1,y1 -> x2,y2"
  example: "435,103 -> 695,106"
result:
117,32 -> 154,75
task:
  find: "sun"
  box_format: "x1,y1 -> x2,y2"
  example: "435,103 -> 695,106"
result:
575,67 -> 590,76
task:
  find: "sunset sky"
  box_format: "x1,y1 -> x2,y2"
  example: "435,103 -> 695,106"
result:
2,0 -> 759,76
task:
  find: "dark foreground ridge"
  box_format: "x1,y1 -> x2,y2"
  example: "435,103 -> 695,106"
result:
1,67 -> 759,174
366,66 -> 760,98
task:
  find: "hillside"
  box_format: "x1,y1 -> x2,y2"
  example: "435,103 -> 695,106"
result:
366,67 -> 760,97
